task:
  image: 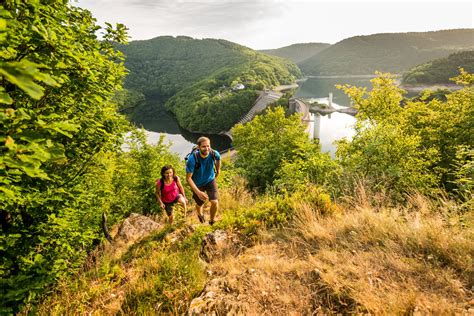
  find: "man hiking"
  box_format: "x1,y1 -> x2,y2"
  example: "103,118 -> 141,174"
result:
186,136 -> 221,225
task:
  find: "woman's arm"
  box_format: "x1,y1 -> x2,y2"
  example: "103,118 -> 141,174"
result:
176,176 -> 186,197
155,181 -> 165,209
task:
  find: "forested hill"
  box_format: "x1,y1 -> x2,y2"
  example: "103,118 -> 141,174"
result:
402,50 -> 474,84
116,36 -> 249,98
259,42 -> 330,64
116,36 -> 302,133
298,29 -> 474,76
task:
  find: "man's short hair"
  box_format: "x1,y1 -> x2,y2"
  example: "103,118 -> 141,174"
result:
197,136 -> 210,146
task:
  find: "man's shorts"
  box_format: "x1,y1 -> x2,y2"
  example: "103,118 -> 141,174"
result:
163,194 -> 183,216
192,179 -> 218,206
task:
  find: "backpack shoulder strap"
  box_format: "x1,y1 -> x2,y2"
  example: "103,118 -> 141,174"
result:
193,150 -> 201,169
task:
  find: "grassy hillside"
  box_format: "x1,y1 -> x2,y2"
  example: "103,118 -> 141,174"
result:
27,184 -> 473,315
259,42 -> 331,64
298,29 -> 474,75
116,36 -> 301,132
402,50 -> 474,84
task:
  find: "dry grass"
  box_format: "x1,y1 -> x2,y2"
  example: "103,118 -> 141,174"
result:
198,187 -> 473,314
218,174 -> 255,211
292,190 -> 473,314
206,240 -> 318,315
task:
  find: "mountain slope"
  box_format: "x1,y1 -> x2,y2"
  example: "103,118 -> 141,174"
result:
402,50 -> 474,84
298,29 -> 474,75
260,43 -> 331,64
116,36 -> 249,98
116,36 -> 301,133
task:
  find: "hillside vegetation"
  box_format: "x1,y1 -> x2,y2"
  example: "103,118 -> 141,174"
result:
20,73 -> 474,314
2,2 -> 473,314
116,36 -> 248,99
403,50 -> 474,84
117,36 -> 302,133
259,42 -> 330,64
298,29 -> 474,75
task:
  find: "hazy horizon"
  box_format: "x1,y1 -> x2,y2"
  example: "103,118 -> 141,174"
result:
75,0 -> 473,50
127,28 -> 473,50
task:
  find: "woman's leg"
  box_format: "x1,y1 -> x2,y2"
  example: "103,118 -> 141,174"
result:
165,204 -> 173,225
178,195 -> 187,219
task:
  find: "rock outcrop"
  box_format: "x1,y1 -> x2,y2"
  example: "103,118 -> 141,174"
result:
115,213 -> 163,243
199,229 -> 244,263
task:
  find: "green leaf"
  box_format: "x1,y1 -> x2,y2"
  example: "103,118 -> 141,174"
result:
0,61 -> 45,99
0,87 -> 12,104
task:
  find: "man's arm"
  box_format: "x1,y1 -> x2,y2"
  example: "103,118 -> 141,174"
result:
215,159 -> 221,178
186,173 -> 208,201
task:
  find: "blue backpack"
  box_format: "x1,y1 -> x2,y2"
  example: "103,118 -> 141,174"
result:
184,146 -> 217,171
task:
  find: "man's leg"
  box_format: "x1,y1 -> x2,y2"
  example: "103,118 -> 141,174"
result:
195,203 -> 204,223
192,187 -> 205,223
208,179 -> 219,225
209,199 -> 218,224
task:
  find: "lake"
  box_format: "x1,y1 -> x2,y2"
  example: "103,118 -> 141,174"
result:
135,77 -> 373,157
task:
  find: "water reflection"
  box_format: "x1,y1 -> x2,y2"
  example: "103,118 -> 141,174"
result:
134,106 -> 232,157
135,77 -> 372,157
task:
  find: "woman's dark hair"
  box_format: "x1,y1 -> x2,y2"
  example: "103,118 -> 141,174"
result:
160,165 -> 175,182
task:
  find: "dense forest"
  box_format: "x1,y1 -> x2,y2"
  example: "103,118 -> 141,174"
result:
166,53 -> 301,132
116,37 -> 301,132
298,29 -> 474,75
259,42 -> 330,64
402,50 -> 474,84
116,37 -> 249,99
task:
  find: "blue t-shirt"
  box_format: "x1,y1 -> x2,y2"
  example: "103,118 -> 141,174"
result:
186,150 -> 221,187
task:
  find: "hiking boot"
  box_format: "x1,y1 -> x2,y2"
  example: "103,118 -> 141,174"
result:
209,219 -> 215,226
197,213 -> 205,223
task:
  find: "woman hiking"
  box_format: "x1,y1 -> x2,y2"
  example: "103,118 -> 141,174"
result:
156,165 -> 188,224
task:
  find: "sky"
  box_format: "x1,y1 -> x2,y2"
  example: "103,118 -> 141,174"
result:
75,0 -> 473,50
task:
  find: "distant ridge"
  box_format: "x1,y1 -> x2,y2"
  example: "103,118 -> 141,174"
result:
260,43 -> 330,64
402,50 -> 474,84
298,29 -> 474,76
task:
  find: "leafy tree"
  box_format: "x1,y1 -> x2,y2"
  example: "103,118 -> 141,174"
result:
232,107 -> 334,192
0,1 -> 128,312
112,130 -> 185,218
336,71 -> 473,199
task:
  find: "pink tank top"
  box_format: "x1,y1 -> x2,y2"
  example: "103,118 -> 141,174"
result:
157,178 -> 179,203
